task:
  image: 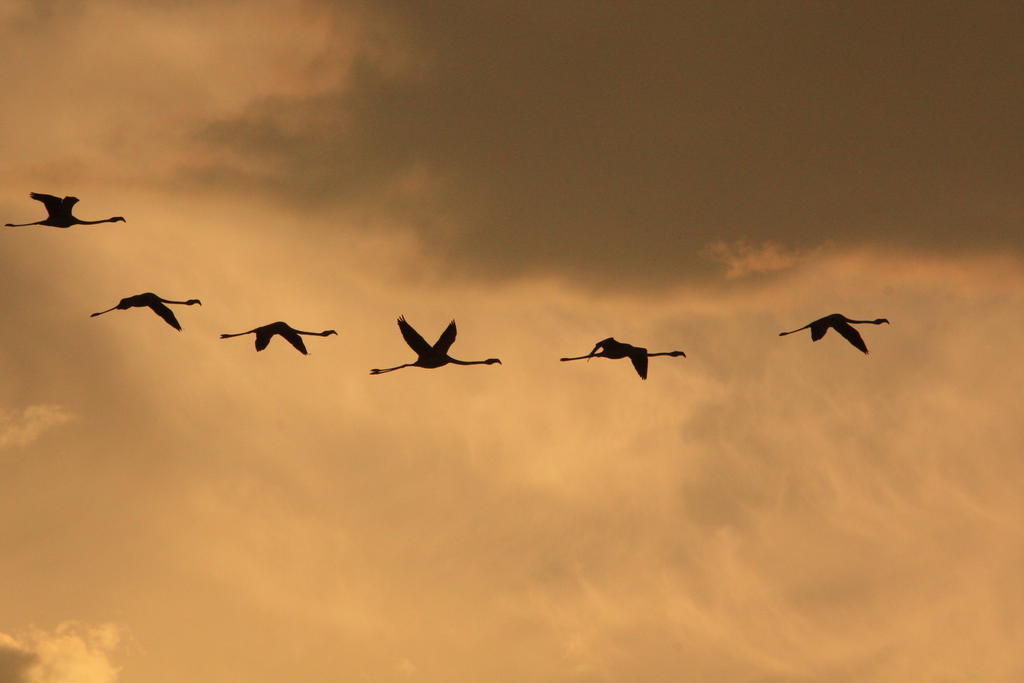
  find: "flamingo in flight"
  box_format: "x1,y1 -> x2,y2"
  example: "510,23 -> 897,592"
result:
91,292 -> 202,330
370,316 -> 501,374
779,313 -> 889,354
220,322 -> 337,355
5,193 -> 125,228
560,337 -> 686,380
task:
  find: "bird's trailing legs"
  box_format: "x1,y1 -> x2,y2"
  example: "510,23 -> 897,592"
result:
369,364 -> 415,375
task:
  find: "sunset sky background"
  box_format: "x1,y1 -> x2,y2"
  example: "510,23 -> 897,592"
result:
2,2 -> 1023,681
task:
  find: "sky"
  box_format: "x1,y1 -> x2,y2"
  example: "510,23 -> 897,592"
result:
1,1 -> 1022,681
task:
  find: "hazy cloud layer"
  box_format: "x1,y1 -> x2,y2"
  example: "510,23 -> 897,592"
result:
2,192 -> 1022,680
2,3 -> 1023,682
0,625 -> 120,683
191,0 -> 1024,284
2,1 -> 1021,286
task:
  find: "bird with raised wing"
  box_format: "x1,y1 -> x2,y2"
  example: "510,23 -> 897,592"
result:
91,293 -> 202,331
560,337 -> 686,380
778,313 -> 889,354
370,316 -> 502,374
220,322 -> 337,355
5,192 -> 126,228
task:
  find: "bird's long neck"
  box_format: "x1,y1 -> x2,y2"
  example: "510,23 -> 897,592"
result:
75,217 -> 121,225
293,329 -> 333,336
845,318 -> 885,325
647,350 -> 686,358
448,357 -> 499,366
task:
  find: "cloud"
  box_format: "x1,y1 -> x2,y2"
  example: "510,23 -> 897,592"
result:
2,1 -> 1021,288
1,142 -> 1022,680
0,405 -> 73,450
1,5 -> 1023,679
703,239 -> 806,278
0,0 -> 357,189
186,0 -> 1024,286
0,187 -> 1021,680
0,637 -> 37,683
0,625 -> 121,683
133,245 -> 1021,682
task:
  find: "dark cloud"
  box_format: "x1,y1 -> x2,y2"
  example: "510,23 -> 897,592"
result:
194,0 -> 1024,285
0,644 -> 35,683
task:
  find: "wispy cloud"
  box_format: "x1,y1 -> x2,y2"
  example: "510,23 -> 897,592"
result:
703,239 -> 807,278
0,405 -> 73,450
0,623 -> 121,683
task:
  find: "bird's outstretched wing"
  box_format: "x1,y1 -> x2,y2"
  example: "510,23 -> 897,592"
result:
255,331 -> 272,352
148,302 -> 182,331
61,196 -> 79,212
833,321 -> 868,353
433,320 -> 458,354
628,349 -> 649,380
280,329 -> 309,355
397,316 -> 431,356
810,322 -> 828,341
29,192 -> 63,217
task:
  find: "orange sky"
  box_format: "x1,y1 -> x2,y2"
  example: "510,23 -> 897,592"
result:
2,3 -> 1023,682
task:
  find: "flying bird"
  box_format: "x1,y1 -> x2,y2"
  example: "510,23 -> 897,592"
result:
778,313 -> 889,354
370,316 -> 502,374
91,292 -> 202,331
5,192 -> 126,228
560,337 -> 686,380
220,322 -> 337,355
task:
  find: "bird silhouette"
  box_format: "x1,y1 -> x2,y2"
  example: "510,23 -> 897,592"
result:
370,316 -> 502,374
220,322 -> 337,355
5,192 -> 126,228
779,313 -> 889,354
560,337 -> 686,380
91,293 -> 201,330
